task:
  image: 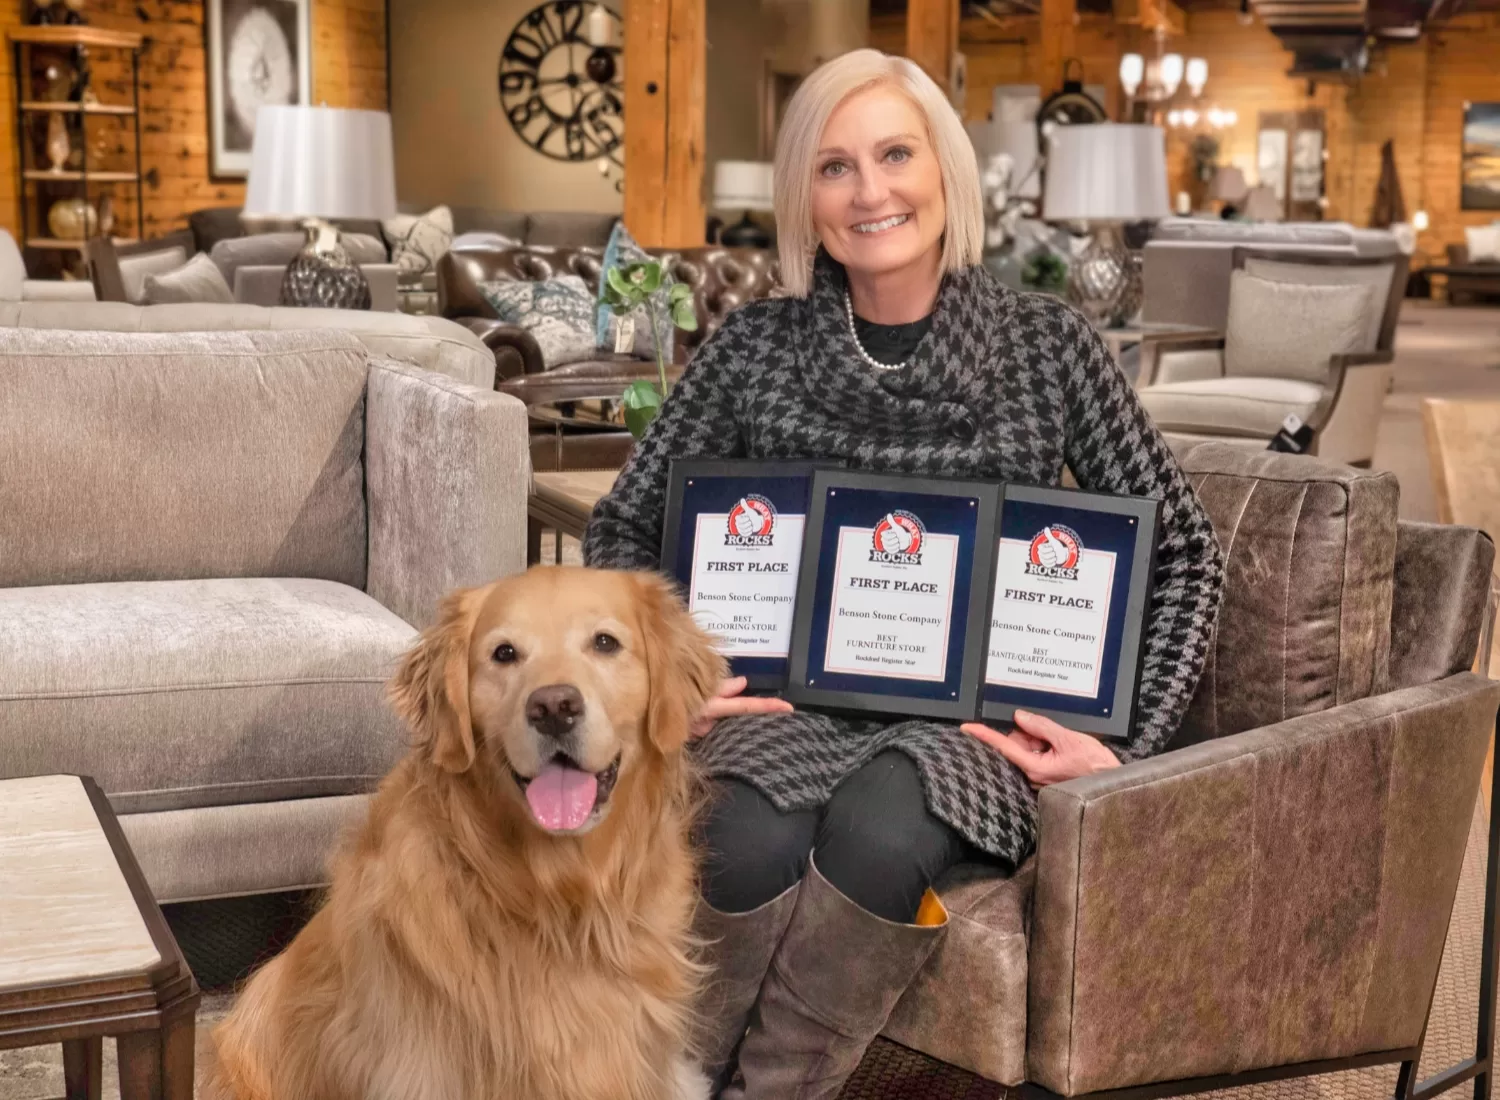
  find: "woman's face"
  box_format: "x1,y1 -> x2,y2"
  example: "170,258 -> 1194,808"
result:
810,85 -> 946,284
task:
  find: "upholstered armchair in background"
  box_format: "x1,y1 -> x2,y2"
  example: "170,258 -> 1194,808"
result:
1136,249 -> 1408,467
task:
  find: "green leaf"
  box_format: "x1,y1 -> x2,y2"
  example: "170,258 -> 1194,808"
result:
668,282 -> 693,304
621,380 -> 664,440
670,297 -> 698,331
606,266 -> 639,303
629,262 -> 664,294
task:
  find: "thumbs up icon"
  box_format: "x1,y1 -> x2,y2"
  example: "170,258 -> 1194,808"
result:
1037,527 -> 1070,568
730,499 -> 761,536
877,514 -> 914,553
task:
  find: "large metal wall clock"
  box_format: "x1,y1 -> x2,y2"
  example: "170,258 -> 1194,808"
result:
498,1 -> 624,164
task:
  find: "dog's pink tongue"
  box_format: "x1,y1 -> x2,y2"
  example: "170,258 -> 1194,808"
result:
525,762 -> 599,832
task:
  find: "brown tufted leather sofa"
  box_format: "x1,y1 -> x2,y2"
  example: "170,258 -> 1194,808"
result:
436,244 -> 780,382
436,244 -> 780,471
871,442 -> 1500,1096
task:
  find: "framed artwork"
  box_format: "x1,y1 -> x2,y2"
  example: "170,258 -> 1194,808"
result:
1462,102 -> 1500,211
206,0 -> 312,178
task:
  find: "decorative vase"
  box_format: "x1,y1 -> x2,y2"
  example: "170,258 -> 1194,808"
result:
45,112 -> 69,173
62,0 -> 85,24
1067,224 -> 1142,328
96,193 -> 114,239
47,197 -> 97,240
280,220 -> 372,310
29,0 -> 57,24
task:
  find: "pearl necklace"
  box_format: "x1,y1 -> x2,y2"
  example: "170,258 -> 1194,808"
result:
844,289 -> 908,372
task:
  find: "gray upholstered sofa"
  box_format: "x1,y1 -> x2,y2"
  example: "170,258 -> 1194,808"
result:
0,301 -> 497,389
0,328 -> 529,903
872,443 -> 1498,1096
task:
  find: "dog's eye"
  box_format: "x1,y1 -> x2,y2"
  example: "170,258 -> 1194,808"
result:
593,632 -> 621,655
492,643 -> 518,664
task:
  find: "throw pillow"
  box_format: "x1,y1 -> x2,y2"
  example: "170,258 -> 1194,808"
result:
451,230 -> 523,252
383,205 -> 455,280
1223,270 -> 1374,384
1466,224 -> 1500,264
142,252 -> 235,305
118,245 -> 190,304
596,221 -> 676,360
479,275 -> 601,369
1240,256 -> 1393,352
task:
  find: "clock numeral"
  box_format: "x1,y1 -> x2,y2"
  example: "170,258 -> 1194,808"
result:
499,69 -> 538,96
508,97 -> 543,129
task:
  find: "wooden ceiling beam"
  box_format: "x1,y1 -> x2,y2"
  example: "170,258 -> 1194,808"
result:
907,0 -> 961,91
623,0 -> 705,248
1113,0 -> 1187,36
1040,0 -> 1079,95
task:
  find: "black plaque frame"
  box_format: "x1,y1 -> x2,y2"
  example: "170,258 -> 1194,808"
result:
661,459 -> 837,691
980,483 -> 1161,740
785,469 -> 1001,722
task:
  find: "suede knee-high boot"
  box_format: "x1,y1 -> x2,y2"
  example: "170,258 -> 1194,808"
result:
691,883 -> 801,1091
722,857 -> 947,1100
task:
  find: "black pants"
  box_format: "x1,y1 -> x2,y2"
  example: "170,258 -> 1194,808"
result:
697,751 -> 972,923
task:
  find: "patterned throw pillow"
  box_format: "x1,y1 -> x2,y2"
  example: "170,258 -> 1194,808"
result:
596,221 -> 677,360
479,275 -> 602,369
382,205 -> 455,280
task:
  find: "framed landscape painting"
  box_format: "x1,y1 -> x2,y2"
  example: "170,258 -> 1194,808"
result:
1462,102 -> 1500,211
206,0 -> 312,178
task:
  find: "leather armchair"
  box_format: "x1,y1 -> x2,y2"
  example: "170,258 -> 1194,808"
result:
871,443 -> 1500,1098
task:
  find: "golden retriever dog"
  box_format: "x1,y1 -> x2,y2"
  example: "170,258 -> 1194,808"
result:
208,566 -> 725,1100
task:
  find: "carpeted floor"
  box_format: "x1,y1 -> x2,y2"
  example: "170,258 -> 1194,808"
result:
0,801 -> 1492,1100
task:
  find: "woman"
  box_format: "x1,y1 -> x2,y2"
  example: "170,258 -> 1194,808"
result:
584,50 -> 1224,1100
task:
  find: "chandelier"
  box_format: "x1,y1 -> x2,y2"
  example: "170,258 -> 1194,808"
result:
1119,34 -> 1234,131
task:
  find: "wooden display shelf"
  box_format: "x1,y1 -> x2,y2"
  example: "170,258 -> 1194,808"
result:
21,101 -> 136,115
23,169 -> 138,182
7,26 -> 144,49
27,236 -> 138,250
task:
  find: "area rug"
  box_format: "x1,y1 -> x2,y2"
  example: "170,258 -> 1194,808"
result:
1,804 -> 1491,1100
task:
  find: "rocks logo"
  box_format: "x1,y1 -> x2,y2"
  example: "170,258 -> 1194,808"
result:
725,495 -> 776,547
869,511 -> 925,565
1025,525 -> 1083,580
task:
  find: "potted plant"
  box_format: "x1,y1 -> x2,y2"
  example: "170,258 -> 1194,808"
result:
598,259 -> 698,439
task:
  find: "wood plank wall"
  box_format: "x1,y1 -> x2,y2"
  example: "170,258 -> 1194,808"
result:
0,0 -> 387,245
876,6 -> 1500,256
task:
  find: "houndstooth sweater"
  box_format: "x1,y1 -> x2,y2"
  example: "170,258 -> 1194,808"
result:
583,253 -> 1224,865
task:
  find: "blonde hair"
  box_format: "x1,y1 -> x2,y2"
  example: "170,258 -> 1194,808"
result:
772,49 -> 984,298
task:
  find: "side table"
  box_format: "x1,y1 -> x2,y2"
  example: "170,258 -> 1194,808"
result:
528,468 -> 621,565
0,775 -> 200,1100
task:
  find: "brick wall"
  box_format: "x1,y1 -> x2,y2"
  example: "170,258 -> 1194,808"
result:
0,0 -> 387,246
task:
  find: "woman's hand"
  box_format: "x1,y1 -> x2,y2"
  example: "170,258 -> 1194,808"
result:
959,710 -> 1119,789
691,676 -> 794,739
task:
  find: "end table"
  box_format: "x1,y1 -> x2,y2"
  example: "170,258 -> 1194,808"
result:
0,775 -> 200,1100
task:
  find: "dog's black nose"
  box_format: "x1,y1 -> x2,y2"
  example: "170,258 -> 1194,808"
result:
526,684 -> 585,740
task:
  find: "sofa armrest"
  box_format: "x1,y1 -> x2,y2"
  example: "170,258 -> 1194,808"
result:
1151,342 -> 1226,385
23,278 -> 97,302
365,361 -> 531,628
1028,673 -> 1500,1096
455,316 -> 546,382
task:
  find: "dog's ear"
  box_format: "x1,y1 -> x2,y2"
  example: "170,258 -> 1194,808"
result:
635,572 -> 727,754
389,587 -> 480,774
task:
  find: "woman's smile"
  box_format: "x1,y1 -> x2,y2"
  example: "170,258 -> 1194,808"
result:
850,213 -> 911,234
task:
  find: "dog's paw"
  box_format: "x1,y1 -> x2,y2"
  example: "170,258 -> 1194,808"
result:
669,1056 -> 713,1100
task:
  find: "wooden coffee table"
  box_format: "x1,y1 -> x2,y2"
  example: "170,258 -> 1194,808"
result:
527,468 -> 622,565
0,775 -> 200,1100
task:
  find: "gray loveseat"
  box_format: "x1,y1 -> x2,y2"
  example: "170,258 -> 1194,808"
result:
0,328 -> 529,902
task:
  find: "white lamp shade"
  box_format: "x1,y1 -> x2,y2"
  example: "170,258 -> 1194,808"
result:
1043,124 -> 1171,223
1119,53 -> 1144,95
713,160 -> 775,212
1159,53 -> 1185,95
994,120 -> 1041,199
243,106 -> 397,221
1210,165 -> 1249,201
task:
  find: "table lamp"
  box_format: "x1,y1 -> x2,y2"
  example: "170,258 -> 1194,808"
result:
1043,124 -> 1170,327
1210,165 -> 1249,213
243,106 -> 398,309
713,161 -> 774,248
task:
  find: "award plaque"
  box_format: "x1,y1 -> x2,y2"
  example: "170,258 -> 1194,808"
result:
661,460 -> 836,690
785,470 -> 1000,721
980,484 -> 1160,740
